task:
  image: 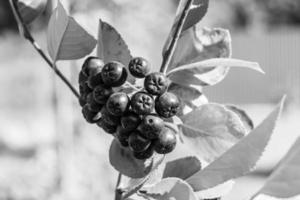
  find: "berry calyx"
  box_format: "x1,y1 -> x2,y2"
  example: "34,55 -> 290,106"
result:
138,114 -> 164,139
93,85 -> 113,104
144,72 -> 169,95
133,145 -> 154,160
121,111 -> 141,131
101,61 -> 128,87
128,131 -> 151,152
131,92 -> 154,115
155,92 -> 180,118
154,127 -> 177,154
128,57 -> 151,78
82,57 -> 104,77
106,92 -> 130,116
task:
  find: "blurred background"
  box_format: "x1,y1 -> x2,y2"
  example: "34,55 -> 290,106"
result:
0,0 -> 300,199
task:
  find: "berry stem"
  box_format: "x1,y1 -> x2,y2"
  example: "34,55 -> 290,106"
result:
124,81 -> 139,91
115,173 -> 124,200
9,0 -> 80,99
159,0 -> 193,74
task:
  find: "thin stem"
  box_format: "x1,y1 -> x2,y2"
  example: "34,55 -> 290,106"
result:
160,0 -> 193,74
115,173 -> 123,200
124,81 -> 140,91
9,0 -> 80,99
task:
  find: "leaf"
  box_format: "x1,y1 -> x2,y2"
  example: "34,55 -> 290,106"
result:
17,0 -> 48,24
196,180 -> 235,199
97,20 -> 135,83
109,139 -> 161,179
167,27 -> 232,73
185,96 -> 286,191
47,2 -> 97,62
226,105 -> 254,133
168,58 -> 264,86
168,83 -> 208,116
164,0 -> 209,53
141,178 -> 197,200
253,136 -> 300,199
180,103 -> 247,163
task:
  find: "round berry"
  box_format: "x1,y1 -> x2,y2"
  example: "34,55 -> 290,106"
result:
128,57 -> 151,78
93,85 -> 113,104
138,115 -> 164,139
155,92 -> 180,118
82,57 -> 104,76
82,105 -> 101,124
78,71 -> 88,85
120,111 -> 141,131
144,72 -> 169,95
100,107 -> 121,126
79,82 -> 93,99
87,72 -> 104,89
106,92 -> 130,116
78,96 -> 87,107
154,127 -> 177,154
128,131 -> 151,152
101,61 -> 128,87
86,93 -> 103,112
133,145 -> 154,160
97,118 -> 117,134
131,92 -> 154,115
115,126 -> 131,147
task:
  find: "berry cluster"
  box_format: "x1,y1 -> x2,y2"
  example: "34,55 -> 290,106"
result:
78,56 -> 180,160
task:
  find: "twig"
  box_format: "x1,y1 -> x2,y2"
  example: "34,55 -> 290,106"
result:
9,0 -> 80,99
160,0 -> 193,74
115,173 -> 124,200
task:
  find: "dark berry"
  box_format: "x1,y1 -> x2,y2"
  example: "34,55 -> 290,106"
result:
131,92 -> 154,115
93,85 -> 113,104
79,82 -> 93,99
106,92 -> 130,116
100,107 -> 121,126
120,111 -> 141,131
82,105 -> 101,123
155,92 -> 180,118
86,93 -> 103,112
144,72 -> 169,95
79,96 -> 87,107
97,118 -> 117,134
128,57 -> 151,78
133,145 -> 154,160
82,57 -> 104,76
154,127 -> 177,154
78,71 -> 88,85
128,131 -> 151,152
138,114 -> 164,139
87,72 -> 104,89
115,126 -> 132,147
101,61 -> 128,87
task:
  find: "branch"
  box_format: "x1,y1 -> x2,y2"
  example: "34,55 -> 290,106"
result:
9,0 -> 80,99
115,173 -> 124,200
160,0 -> 193,74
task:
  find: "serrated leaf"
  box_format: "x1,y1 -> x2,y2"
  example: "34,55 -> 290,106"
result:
47,2 -> 97,62
168,27 -> 232,73
163,156 -> 201,180
253,136 -> 300,199
226,105 -> 254,133
168,58 -> 264,86
164,0 -> 209,53
180,103 -> 247,162
109,139 -> 160,179
141,178 -> 197,200
168,83 -> 208,116
97,20 -> 135,83
186,96 -> 286,191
